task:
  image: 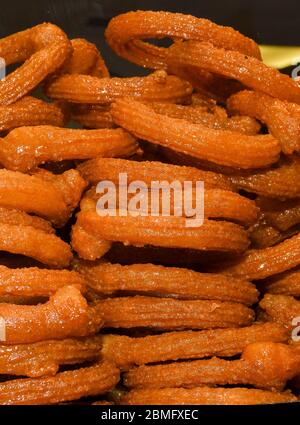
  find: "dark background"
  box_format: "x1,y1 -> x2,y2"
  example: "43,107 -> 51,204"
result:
1,0 -> 299,75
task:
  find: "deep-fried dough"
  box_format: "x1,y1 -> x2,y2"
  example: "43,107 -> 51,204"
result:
230,157 -> 300,199
167,41 -> 300,104
75,261 -> 258,305
71,101 -> 260,134
228,90 -> 300,154
77,157 -> 233,191
148,102 -> 260,135
0,23 -> 71,105
71,195 -> 113,260
260,294 -> 300,330
249,216 -> 299,249
160,146 -> 246,174
0,125 -> 138,172
56,38 -> 111,133
84,183 -> 257,227
63,38 -> 109,77
0,336 -> 101,377
4,12 -> 300,407
80,158 -> 257,226
121,387 -> 297,405
0,220 -> 72,268
0,168 -> 86,227
0,285 -> 103,344
262,268 -> 300,296
99,296 -> 254,330
32,168 -> 87,223
69,104 -> 115,129
191,92 -> 218,107
46,71 -> 192,104
111,98 -> 280,169
87,186 -> 258,226
76,210 -> 250,255
0,360 -> 119,405
0,206 -> 54,233
71,223 -> 112,261
0,97 -> 65,132
182,67 -> 244,102
105,11 -> 261,70
0,265 -> 85,299
124,342 -> 300,391
249,219 -> 283,249
256,197 -> 300,231
217,232 -> 300,280
102,323 -> 287,369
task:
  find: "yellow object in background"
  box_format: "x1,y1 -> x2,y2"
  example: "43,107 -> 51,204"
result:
260,45 -> 300,69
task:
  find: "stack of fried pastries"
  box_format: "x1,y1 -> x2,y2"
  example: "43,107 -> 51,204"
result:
1,10 -> 300,405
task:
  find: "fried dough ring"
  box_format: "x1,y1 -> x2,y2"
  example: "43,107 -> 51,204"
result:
32,168 -> 88,221
81,161 -> 257,226
121,387 -> 297,405
0,360 -> 119,405
63,38 -> 109,77
60,38 -> 112,132
75,261 -> 258,305
218,231 -> 300,280
0,97 -> 65,132
63,38 -> 112,129
109,187 -> 257,225
0,125 -> 138,172
102,322 -> 288,369
228,90 -> 300,154
260,294 -> 300,330
46,71 -> 192,104
78,157 -> 233,191
0,23 -> 71,105
0,265 -> 85,299
0,285 -> 103,344
0,219 -> 72,268
57,39 -> 111,130
99,296 -> 254,330
74,181 -> 254,256
124,342 -> 300,391
76,210 -> 250,255
262,268 -> 300,296
167,41 -> 300,104
111,98 -> 280,169
230,157 -> 300,199
105,11 -> 261,70
0,336 -> 101,377
0,168 -> 86,227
